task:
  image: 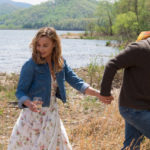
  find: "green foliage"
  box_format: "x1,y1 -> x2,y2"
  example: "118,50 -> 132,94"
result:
0,4 -> 19,16
0,0 -> 31,16
87,58 -> 104,88
0,0 -> 98,30
88,59 -> 99,84
0,109 -> 4,115
83,96 -> 101,112
1,0 -> 149,41
137,0 -> 150,31
113,0 -> 150,33
95,0 -> 114,35
112,11 -> 139,39
95,0 -> 150,41
106,41 -> 111,46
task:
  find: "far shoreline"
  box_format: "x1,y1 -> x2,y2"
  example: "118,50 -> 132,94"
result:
0,29 -> 121,47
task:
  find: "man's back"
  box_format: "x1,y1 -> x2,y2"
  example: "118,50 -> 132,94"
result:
100,38 -> 150,109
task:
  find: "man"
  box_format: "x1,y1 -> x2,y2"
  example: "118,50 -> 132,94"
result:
99,31 -> 150,150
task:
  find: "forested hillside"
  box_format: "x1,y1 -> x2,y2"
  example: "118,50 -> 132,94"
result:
0,3 -> 19,16
0,0 -> 31,16
0,0 -> 97,30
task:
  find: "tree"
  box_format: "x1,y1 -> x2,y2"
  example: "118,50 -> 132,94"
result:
114,0 -> 150,34
112,11 -> 138,40
96,0 -> 114,35
138,0 -> 150,31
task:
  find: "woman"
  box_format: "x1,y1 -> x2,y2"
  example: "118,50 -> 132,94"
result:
7,27 -> 105,150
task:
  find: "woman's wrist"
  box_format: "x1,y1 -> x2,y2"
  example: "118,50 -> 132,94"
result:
85,87 -> 100,97
92,88 -> 100,97
23,100 -> 32,107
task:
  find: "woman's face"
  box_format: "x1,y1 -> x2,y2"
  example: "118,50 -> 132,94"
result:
36,36 -> 55,59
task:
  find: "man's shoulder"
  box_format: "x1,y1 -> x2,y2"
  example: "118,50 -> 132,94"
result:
132,38 -> 150,50
124,39 -> 150,54
146,38 -> 150,48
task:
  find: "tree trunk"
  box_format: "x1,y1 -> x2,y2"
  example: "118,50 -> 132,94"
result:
107,11 -> 113,36
134,0 -> 139,34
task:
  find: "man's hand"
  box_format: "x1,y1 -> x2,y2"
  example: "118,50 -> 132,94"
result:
98,94 -> 114,104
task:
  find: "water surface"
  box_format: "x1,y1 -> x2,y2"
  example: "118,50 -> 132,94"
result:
0,30 -> 118,73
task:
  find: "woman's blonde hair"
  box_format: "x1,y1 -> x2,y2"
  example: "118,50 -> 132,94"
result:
30,27 -> 64,72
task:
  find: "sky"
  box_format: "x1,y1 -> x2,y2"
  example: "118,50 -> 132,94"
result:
12,0 -> 49,5
12,0 -> 115,5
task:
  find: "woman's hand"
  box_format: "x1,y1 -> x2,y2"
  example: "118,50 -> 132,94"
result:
23,100 -> 43,112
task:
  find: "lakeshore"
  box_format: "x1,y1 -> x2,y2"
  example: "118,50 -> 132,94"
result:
60,32 -> 131,50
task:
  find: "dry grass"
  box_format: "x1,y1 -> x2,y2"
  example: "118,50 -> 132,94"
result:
65,89 -> 124,150
0,69 -> 150,150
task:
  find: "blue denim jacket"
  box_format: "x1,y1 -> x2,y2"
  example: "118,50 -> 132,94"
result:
16,58 -> 89,109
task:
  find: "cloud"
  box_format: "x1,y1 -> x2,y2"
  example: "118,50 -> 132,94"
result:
12,0 -> 49,5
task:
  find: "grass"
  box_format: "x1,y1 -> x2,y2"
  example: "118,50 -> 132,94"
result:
0,66 -> 150,150
86,57 -> 105,88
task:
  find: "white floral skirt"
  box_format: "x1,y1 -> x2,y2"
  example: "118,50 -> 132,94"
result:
7,101 -> 72,150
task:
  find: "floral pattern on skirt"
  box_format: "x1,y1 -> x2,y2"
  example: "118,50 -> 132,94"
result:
7,77 -> 72,150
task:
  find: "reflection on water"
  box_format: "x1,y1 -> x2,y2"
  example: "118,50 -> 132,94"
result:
0,30 -> 119,73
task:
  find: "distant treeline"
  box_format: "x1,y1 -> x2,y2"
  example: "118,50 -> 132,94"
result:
90,0 -> 150,40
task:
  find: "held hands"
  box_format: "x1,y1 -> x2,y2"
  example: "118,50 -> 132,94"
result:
84,87 -> 114,104
98,94 -> 114,104
23,100 -> 43,112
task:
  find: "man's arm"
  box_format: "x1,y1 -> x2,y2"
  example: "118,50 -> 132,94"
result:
100,43 -> 140,102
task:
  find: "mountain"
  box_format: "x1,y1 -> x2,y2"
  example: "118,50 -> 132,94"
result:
0,0 -> 98,30
0,3 -> 18,16
0,0 -> 32,8
0,0 -> 32,16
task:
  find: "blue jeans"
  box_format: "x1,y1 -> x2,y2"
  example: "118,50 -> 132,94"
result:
119,106 -> 150,150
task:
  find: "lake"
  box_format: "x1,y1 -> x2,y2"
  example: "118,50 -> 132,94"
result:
0,30 -> 119,73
